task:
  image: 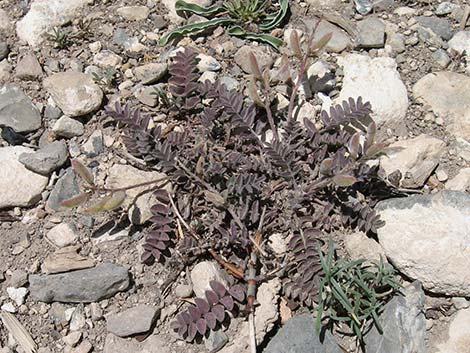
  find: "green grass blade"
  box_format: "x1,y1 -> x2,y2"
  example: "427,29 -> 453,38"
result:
160,18 -> 237,46
228,26 -> 283,49
175,0 -> 225,18
259,0 -> 289,31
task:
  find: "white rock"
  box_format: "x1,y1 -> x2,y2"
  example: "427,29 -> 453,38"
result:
106,164 -> 170,225
43,72 -> 103,117
379,135 -> 445,188
46,222 -> 79,248
7,287 -> 28,306
116,6 -> 150,21
436,308 -> 470,353
0,60 -> 12,82
197,54 -> 221,72
1,302 -> 16,313
190,261 -> 229,298
16,0 -> 90,47
337,54 -> 408,125
446,168 -> 470,191
448,31 -> 470,56
344,232 -> 386,263
52,116 -> 85,138
0,9 -> 12,31
0,147 -> 48,208
413,72 -> 470,140
377,191 -> 470,296
93,51 -> 122,68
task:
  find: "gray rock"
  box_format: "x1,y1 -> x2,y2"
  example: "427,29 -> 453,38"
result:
134,63 -> 168,85
234,46 -> 274,74
354,0 -> 373,15
307,60 -> 335,93
219,76 -> 240,91
106,305 -> 159,337
435,2 -> 457,16
448,31 -> 470,56
52,116 -> 85,138
46,222 -> 79,248
415,16 -> 454,40
264,314 -> 342,353
29,263 -> 130,303
0,42 -> 8,60
93,50 -> 122,68
44,72 -> 103,117
44,104 -> 62,120
387,32 -> 406,54
377,191 -> 470,296
116,6 -> 150,21
197,53 -> 221,72
174,284 -> 193,298
46,167 -> 80,212
205,331 -> 228,352
8,269 -> 28,288
446,168 -> 470,191
0,60 -> 11,82
0,146 -> 48,208
19,140 -> 68,175
433,49 -> 451,68
0,9 -> 12,31
308,20 -> 352,53
434,308 -> 470,353
103,333 -> 171,353
364,281 -> 425,353
0,85 -> 41,133
82,130 -> 104,157
15,52 -> 42,80
134,86 -> 159,107
357,17 -> 386,48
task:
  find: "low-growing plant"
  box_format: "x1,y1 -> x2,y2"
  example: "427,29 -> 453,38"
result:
46,27 -> 69,49
160,0 -> 289,49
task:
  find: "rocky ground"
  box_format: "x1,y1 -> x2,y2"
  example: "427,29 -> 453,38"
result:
0,0 -> 469,352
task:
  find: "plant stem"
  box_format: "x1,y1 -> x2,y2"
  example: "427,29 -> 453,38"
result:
93,176 -> 169,193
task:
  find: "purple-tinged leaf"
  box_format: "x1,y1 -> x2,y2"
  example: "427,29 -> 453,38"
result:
211,304 -> 225,322
204,312 -> 217,329
333,174 -> 357,187
187,322 -> 197,341
229,285 -> 246,302
205,290 -> 219,305
196,318 -> 207,335
209,281 -> 227,297
195,298 -> 210,314
181,312 -> 192,324
188,306 -> 201,320
71,159 -> 94,186
220,296 -> 234,311
59,192 -> 91,208
319,158 -> 333,176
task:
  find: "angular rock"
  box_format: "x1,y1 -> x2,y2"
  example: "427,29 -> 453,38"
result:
106,305 -> 159,337
93,50 -> 123,68
435,308 -> 470,353
413,72 -> 470,139
46,167 -> 80,211
264,314 -> 342,353
364,281 -> 425,353
234,46 -> 274,74
106,164 -> 170,225
16,0 -> 90,47
7,287 -> 28,306
379,135 -> 445,188
377,191 -> 470,296
446,168 -> 470,191
41,246 -> 95,274
344,232 -> 386,263
197,53 -> 221,72
103,333 -> 171,353
436,2 -> 457,16
82,130 -> 104,157
0,42 -> 8,61
357,17 -> 386,48
0,85 -> 42,133
19,140 -> 68,175
190,261 -> 229,298
0,9 -> 12,31
448,31 -> 470,56
0,60 -> 11,82
0,146 -> 48,208
116,6 -> 150,21
15,52 -> 42,80
29,263 -> 130,303
46,222 -> 79,248
308,19 -> 353,53
337,54 -> 408,125
134,63 -> 168,85
433,49 -> 451,68
52,116 -> 85,138
415,16 -> 454,40
44,72 -> 103,117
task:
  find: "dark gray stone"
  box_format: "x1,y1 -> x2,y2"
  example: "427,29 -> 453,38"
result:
415,16 -> 454,40
44,104 -> 62,120
19,140 -> 68,175
204,330 -> 228,353
106,305 -> 159,337
357,17 -> 386,48
29,263 -> 130,303
364,281 -> 425,353
0,42 -> 8,60
354,0 -> 373,15
264,314 -> 342,353
46,168 -> 80,211
0,85 -> 41,133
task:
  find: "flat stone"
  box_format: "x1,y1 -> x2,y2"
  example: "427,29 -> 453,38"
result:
52,116 -> 85,138
264,314 -> 342,353
16,0 -> 90,47
337,54 -> 408,125
448,31 -> 470,55
82,130 -> 104,157
435,308 -> 470,353
364,281 -> 425,353
134,63 -> 168,85
93,50 -> 122,68
344,231 -> 386,263
116,6 -> 150,21
0,9 -> 12,31
103,333 -> 171,353
106,305 -> 159,337
433,49 -> 451,68
446,168 -> 470,191
197,53 -> 221,72
413,72 -> 470,139
234,46 -> 274,74
46,222 -> 79,248
41,246 -> 95,274
106,164 -> 170,225
134,86 -> 158,107
29,263 -> 130,303
0,146 -> 48,208
46,167 -> 80,212
436,2 -> 457,16
190,261 -> 229,298
415,16 -> 454,40
357,17 -> 386,48
0,60 -> 11,82
377,191 -> 470,296
0,42 -> 8,61
379,135 -> 445,188
44,72 -> 103,117
0,85 -> 41,133
309,19 -> 352,53
19,140 -> 68,175
15,52 -> 42,80
7,287 -> 28,306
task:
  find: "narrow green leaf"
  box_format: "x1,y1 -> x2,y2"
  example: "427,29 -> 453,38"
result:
259,0 -> 289,31
160,18 -> 237,46
228,26 -> 283,49
175,0 -> 225,18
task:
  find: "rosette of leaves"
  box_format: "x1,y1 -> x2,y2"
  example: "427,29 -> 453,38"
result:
315,240 -> 401,342
171,280 -> 246,341
160,0 -> 289,49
